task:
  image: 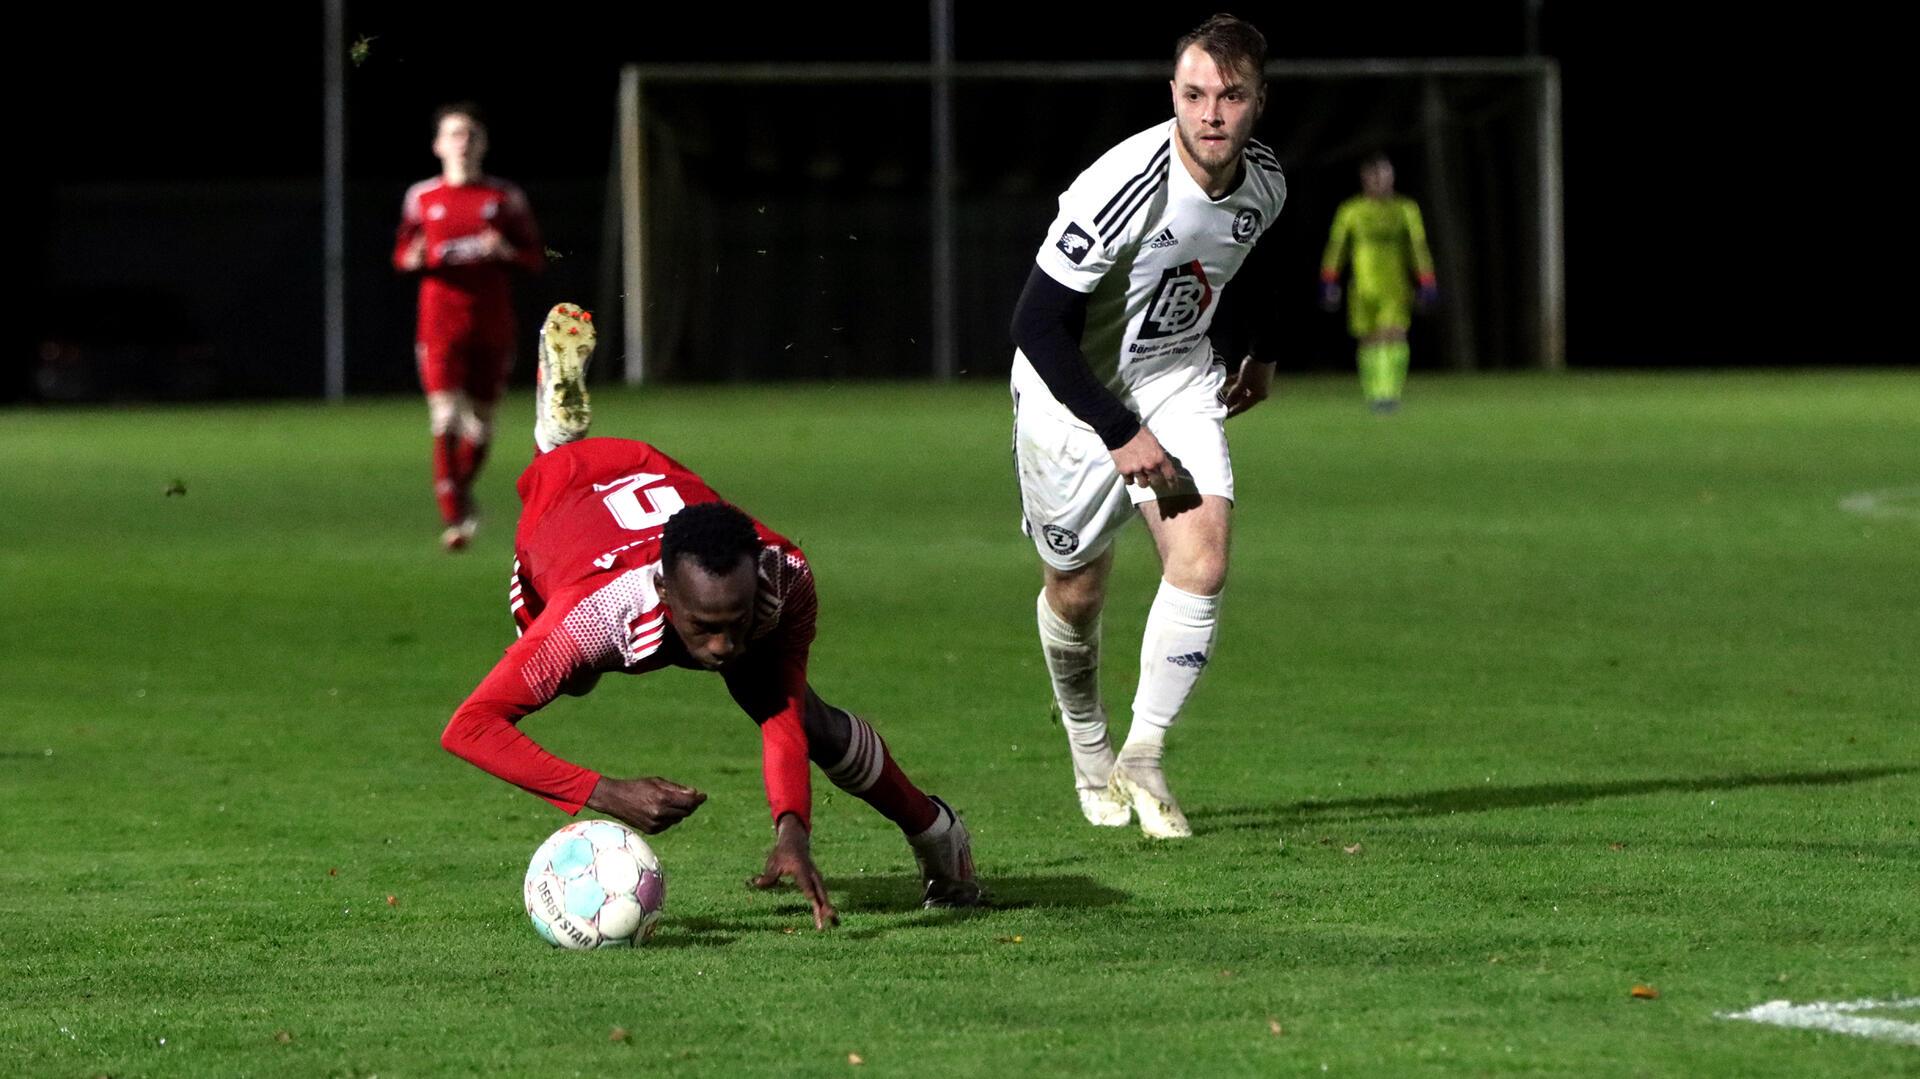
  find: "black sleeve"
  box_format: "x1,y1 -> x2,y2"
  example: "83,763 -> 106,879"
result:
1009,265 -> 1142,449
1207,235 -> 1281,366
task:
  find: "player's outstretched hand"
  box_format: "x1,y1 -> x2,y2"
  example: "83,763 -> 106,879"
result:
586,775 -> 708,834
748,814 -> 839,930
1318,280 -> 1343,312
1221,357 -> 1273,419
1109,427 -> 1180,489
1416,280 -> 1439,311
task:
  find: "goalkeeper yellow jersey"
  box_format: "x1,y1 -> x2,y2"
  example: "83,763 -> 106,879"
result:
1320,195 -> 1435,297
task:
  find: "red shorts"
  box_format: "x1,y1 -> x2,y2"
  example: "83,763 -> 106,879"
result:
416,300 -> 516,403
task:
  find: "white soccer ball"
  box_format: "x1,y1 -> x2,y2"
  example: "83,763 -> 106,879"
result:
524,819 -> 666,949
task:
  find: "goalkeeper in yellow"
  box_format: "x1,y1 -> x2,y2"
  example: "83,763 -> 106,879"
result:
1319,153 -> 1437,412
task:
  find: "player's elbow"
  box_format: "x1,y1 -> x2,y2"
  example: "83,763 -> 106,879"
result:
1009,296 -> 1039,352
440,710 -> 480,761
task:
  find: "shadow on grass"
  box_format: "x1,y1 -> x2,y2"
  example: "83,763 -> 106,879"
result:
1202,765 -> 1916,831
647,874 -> 1127,945
643,920 -> 741,949
832,872 -> 1128,914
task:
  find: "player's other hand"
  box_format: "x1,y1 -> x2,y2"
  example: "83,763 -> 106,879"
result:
587,775 -> 708,834
1416,278 -> 1439,311
1220,357 -> 1274,419
748,814 -> 839,930
1318,280 -> 1342,312
399,235 -> 427,272
1109,426 -> 1179,489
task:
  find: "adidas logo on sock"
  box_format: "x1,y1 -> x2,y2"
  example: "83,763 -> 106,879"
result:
1144,227 -> 1178,249
1167,651 -> 1208,669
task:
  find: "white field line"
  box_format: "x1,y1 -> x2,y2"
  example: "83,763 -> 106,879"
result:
1839,486 -> 1920,521
1718,997 -> 1920,1046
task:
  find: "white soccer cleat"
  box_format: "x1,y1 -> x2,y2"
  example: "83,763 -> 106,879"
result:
440,516 -> 478,553
1061,708 -> 1130,826
1108,747 -> 1192,839
535,302 -> 596,449
1078,784 -> 1133,827
909,796 -> 982,908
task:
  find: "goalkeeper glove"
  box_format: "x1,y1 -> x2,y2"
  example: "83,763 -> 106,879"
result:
1318,278 -> 1342,312
1416,276 -> 1439,310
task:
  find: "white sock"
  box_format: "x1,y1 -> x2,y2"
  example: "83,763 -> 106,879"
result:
1036,590 -> 1112,787
1125,579 -> 1220,752
909,800 -> 953,844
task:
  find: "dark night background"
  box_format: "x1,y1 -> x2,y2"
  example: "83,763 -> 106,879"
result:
18,2 -> 1914,403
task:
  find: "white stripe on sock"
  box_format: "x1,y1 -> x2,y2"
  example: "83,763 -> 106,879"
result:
825,714 -> 884,793
1126,579 -> 1220,749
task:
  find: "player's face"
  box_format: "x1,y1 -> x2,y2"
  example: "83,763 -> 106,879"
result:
433,114 -> 487,172
1170,46 -> 1264,178
660,558 -> 757,671
1362,160 -> 1395,197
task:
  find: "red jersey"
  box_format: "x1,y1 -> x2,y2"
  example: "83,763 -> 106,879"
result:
393,176 -> 544,317
440,439 -> 820,826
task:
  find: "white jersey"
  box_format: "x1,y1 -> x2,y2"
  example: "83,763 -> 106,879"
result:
1012,120 -> 1287,422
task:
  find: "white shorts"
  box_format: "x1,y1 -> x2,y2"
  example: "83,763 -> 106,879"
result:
1012,368 -> 1234,572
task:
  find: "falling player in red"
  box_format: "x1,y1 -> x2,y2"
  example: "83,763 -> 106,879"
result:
393,102 -> 545,551
439,303 -> 980,927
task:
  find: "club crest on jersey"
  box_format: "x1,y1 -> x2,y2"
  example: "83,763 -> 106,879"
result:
1138,260 -> 1213,340
1041,524 -> 1080,555
1232,208 -> 1260,243
1056,222 -> 1095,264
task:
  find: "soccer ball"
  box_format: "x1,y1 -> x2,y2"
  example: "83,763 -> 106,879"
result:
524,819 -> 666,949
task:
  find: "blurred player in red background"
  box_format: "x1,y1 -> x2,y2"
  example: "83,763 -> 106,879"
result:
394,103 -> 544,550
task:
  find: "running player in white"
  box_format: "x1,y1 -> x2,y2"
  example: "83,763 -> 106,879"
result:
1009,14 -> 1285,839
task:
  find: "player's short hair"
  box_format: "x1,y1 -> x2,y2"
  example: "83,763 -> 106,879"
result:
1174,13 -> 1268,88
1361,151 -> 1394,172
433,101 -> 488,135
661,502 -> 761,579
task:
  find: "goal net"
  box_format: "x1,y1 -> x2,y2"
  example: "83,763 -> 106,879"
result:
607,59 -> 1560,383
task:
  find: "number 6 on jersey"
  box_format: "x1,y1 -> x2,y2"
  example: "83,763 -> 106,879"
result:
594,472 -> 686,531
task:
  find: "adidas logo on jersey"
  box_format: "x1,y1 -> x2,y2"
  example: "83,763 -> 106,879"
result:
1167,651 -> 1209,669
1144,226 -> 1178,249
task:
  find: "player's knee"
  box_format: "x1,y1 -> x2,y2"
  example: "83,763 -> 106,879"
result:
1044,577 -> 1107,626
1164,551 -> 1228,596
427,394 -> 460,436
459,405 -> 493,444
801,695 -> 854,761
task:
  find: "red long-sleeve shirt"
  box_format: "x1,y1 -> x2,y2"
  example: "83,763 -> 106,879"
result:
393,175 -> 544,319
439,439 -> 819,826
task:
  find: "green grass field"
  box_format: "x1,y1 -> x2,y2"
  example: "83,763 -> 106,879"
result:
3,372 -> 1916,1077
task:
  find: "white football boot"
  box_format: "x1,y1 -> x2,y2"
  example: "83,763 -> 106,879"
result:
1108,745 -> 1192,839
909,796 -> 982,908
1060,706 -> 1131,827
1074,746 -> 1132,827
535,302 -> 596,450
439,516 -> 478,552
